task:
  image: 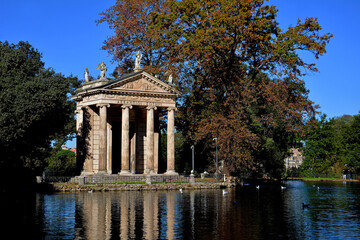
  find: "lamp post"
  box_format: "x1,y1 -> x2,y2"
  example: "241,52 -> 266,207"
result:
213,137 -> 218,181
190,145 -> 195,184
190,145 -> 195,174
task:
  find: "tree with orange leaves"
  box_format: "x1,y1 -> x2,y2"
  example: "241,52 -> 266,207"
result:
96,0 -> 169,76
98,0 -> 332,178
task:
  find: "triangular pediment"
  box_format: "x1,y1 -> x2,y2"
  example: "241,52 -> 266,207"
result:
103,71 -> 178,95
112,77 -> 167,92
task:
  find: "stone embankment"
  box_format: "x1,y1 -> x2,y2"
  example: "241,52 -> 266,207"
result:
52,181 -> 237,192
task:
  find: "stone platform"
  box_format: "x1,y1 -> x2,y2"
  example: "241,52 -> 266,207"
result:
73,174 -> 189,185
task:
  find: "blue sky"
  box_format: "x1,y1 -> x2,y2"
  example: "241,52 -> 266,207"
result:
1,0 -> 359,147
269,0 -> 360,119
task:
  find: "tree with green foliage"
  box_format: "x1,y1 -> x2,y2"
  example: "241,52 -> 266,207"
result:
46,149 -> 76,176
300,115 -> 342,176
301,113 -> 360,177
99,0 -> 332,178
342,114 -> 360,174
0,41 -> 80,178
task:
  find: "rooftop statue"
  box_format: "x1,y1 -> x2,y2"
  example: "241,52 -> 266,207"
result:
134,51 -> 143,72
84,68 -> 89,82
96,62 -> 107,79
168,74 -> 173,84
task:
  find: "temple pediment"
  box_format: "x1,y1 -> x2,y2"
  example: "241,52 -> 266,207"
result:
105,72 -> 173,94
74,71 -> 180,100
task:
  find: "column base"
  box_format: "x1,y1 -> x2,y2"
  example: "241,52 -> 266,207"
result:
164,170 -> 178,176
96,170 -> 108,175
144,169 -> 157,175
119,170 -> 131,175
149,170 -> 157,175
80,171 -> 94,176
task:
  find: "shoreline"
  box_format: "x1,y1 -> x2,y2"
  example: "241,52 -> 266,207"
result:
36,177 -> 359,193
49,181 -> 235,192
287,177 -> 359,182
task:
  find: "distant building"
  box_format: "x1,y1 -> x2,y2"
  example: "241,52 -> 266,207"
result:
61,146 -> 69,150
284,148 -> 303,168
70,148 -> 77,156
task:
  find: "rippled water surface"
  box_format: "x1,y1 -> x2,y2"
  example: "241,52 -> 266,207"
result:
2,181 -> 360,239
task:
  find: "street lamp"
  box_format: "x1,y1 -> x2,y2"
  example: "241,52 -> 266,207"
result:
190,145 -> 195,174
213,137 -> 218,181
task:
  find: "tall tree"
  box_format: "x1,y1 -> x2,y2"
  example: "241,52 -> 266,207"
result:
0,41 -> 80,177
152,0 -> 331,178
96,0 -> 170,76
99,0 -> 332,178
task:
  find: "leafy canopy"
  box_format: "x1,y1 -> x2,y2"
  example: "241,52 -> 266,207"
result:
301,114 -> 360,176
0,41 -> 81,174
98,0 -> 332,178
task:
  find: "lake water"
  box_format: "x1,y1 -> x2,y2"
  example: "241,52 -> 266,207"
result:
2,181 -> 360,239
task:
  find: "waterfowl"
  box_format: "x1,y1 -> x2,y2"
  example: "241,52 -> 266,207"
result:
302,203 -> 310,209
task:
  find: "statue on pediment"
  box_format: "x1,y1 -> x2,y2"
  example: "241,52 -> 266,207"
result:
168,74 -> 173,84
134,51 -> 143,72
84,68 -> 89,82
96,62 -> 107,79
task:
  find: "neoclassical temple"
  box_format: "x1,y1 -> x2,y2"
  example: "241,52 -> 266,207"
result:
71,59 -> 180,175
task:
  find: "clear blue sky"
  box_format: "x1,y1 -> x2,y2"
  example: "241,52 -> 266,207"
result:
1,0 -> 359,148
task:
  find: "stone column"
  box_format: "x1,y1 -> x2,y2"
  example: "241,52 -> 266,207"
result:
75,107 -> 84,133
130,132 -> 136,174
154,132 -> 159,173
96,103 -> 110,174
165,107 -> 178,175
146,106 -> 157,174
82,106 -> 94,174
120,105 -> 132,175
75,107 -> 84,173
107,122 -> 112,174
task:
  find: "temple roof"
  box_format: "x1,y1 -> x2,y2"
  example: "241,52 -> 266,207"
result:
72,70 -> 181,101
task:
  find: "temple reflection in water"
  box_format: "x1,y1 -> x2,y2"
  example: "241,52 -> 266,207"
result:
74,191 -> 180,240
36,189 -> 236,239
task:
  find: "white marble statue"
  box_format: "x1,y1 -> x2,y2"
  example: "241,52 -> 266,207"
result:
84,68 -> 89,82
168,74 -> 173,84
135,51 -> 143,69
96,62 -> 107,79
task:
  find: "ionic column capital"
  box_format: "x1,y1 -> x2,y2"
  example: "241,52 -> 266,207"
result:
146,105 -> 157,111
167,107 -> 177,112
96,103 -> 110,108
121,104 -> 133,109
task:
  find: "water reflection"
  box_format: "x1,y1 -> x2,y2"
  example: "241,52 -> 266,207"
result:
282,181 -> 360,239
73,190 -> 235,240
3,181 -> 360,239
